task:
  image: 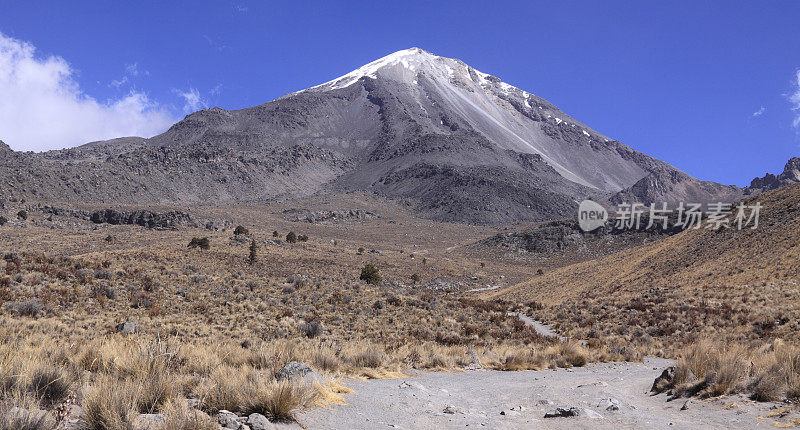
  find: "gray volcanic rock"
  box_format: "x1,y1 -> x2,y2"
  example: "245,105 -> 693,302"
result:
610,166 -> 744,206
283,208 -> 379,223
0,49 -> 747,224
749,157 -> 800,191
38,206 -> 230,230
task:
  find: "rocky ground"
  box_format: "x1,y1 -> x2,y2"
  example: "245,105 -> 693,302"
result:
298,358 -> 796,429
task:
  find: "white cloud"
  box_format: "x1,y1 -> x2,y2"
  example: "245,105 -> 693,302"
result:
209,83 -> 223,97
752,106 -> 765,117
109,75 -> 128,88
177,88 -> 207,113
0,32 -> 176,152
125,63 -> 139,77
791,70 -> 800,129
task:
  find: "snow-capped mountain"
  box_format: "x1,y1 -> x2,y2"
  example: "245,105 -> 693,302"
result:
0,48 -> 743,224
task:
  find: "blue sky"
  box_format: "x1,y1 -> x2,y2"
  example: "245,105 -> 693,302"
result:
1,1 -> 799,186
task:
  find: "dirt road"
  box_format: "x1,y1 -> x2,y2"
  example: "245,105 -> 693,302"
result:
298,358 -> 793,429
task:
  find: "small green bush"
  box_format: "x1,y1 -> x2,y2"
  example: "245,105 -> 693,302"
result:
234,225 -> 249,236
0,216 -> 7,226
360,264 -> 381,285
188,237 -> 210,250
16,210 -> 27,221
285,232 -> 297,243
248,239 -> 258,264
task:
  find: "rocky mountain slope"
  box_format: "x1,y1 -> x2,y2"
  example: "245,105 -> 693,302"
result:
492,181 -> 800,305
0,48 -> 769,224
749,157 -> 800,192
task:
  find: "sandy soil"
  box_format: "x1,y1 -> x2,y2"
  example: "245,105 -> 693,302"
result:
298,358 -> 796,429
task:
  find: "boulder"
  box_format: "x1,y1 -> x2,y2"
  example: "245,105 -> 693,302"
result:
216,410 -> 241,429
544,407 -> 581,418
115,321 -> 140,335
651,366 -> 676,393
133,413 -> 165,430
247,413 -> 274,430
442,405 -> 459,414
275,361 -> 324,384
543,407 -> 602,419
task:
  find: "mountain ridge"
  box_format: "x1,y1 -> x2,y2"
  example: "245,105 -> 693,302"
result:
0,48 -> 789,224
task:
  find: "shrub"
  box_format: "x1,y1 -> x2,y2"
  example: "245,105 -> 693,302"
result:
299,321 -> 323,339
272,230 -> 279,238
359,264 -> 381,285
188,237 -> 210,250
248,239 -> 258,264
12,300 -> 43,318
234,225 -> 249,236
410,273 -> 420,284
298,234 -> 309,242
350,350 -> 385,368
0,216 -> 6,226
16,210 -> 27,221
285,232 -> 297,243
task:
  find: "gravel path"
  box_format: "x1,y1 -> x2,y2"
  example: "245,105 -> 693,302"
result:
508,312 -> 563,340
298,358 -> 791,429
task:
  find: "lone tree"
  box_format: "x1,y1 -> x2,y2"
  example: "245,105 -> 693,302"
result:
248,239 -> 258,264
234,225 -> 249,236
188,237 -> 210,250
286,231 -> 297,243
360,263 -> 382,285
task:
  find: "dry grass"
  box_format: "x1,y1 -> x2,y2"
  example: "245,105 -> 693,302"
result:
162,400 -> 217,430
242,379 -> 316,422
0,195 -> 639,425
0,403 -> 56,430
659,339 -> 800,401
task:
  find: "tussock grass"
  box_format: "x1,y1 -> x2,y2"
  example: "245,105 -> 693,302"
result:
665,339 -> 800,401
242,379 -> 315,422
162,400 -> 216,430
0,403 -> 56,430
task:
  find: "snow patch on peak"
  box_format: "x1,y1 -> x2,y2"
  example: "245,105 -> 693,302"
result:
308,48 -> 438,90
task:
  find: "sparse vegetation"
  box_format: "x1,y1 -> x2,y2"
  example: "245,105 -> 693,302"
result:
0,216 -> 7,226
286,231 -> 297,243
16,210 -> 27,221
1,186 -> 797,426
234,225 -> 249,236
